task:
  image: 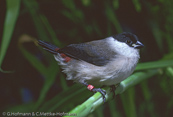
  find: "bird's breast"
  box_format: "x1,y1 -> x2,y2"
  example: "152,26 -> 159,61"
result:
100,56 -> 139,85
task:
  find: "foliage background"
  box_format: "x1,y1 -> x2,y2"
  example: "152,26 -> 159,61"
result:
0,0 -> 173,116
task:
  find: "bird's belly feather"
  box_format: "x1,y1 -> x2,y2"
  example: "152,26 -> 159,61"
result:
54,54 -> 138,86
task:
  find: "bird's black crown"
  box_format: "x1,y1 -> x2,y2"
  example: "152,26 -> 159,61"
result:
112,32 -> 139,47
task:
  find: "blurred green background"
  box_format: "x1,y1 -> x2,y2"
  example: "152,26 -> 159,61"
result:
0,0 -> 173,117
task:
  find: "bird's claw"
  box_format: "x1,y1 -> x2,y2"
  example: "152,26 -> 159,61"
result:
92,88 -> 106,102
110,84 -> 119,99
110,85 -> 116,99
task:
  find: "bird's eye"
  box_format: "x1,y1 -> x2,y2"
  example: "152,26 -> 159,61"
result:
126,40 -> 131,44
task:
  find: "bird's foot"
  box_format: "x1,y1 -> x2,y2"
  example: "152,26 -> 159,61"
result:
92,88 -> 106,102
82,82 -> 107,103
86,84 -> 106,102
110,84 -> 119,99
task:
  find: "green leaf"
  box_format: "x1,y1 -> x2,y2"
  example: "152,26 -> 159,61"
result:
0,0 -> 21,72
132,0 -> 141,12
62,0 -> 76,10
120,87 -> 137,117
19,47 -> 47,76
81,0 -> 91,6
38,85 -> 88,112
136,60 -> 173,71
20,46 -> 60,111
112,0 -> 119,9
105,3 -> 122,33
23,0 -> 61,47
108,99 -> 121,117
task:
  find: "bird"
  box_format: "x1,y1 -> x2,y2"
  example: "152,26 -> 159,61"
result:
38,32 -> 144,102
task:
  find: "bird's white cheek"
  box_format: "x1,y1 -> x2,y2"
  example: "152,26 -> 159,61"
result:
107,37 -> 140,58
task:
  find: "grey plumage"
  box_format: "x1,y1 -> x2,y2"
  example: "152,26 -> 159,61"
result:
54,36 -> 140,86
58,39 -> 115,66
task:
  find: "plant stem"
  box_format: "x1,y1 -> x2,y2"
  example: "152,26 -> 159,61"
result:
65,69 -> 159,117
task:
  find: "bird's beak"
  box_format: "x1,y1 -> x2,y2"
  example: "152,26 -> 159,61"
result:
132,41 -> 144,49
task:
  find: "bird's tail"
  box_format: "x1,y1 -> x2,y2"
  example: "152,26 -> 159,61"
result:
38,40 -> 59,54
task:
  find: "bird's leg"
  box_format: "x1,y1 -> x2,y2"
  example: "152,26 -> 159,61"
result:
110,83 -> 120,99
82,82 -> 106,102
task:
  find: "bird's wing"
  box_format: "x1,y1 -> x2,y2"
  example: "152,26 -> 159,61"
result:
58,41 -> 113,66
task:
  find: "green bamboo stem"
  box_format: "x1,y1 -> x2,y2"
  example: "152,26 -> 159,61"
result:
65,69 -> 159,117
115,70 -> 159,94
